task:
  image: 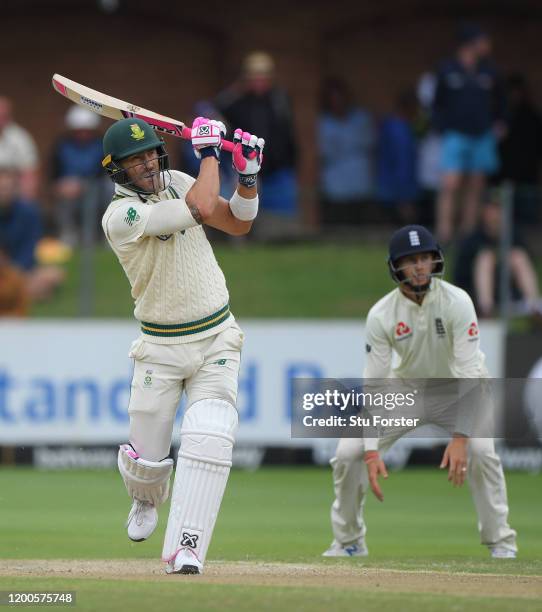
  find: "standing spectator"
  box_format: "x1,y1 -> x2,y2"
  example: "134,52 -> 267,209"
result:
496,73 -> 542,224
318,77 -> 375,225
51,105 -> 107,245
216,51 -> 298,239
0,158 -> 64,302
433,24 -> 505,243
416,72 -> 443,228
0,249 -> 29,316
454,194 -> 541,318
0,96 -> 39,200
376,89 -> 419,224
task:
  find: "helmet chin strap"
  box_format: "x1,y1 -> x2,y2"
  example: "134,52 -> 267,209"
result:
403,279 -> 431,295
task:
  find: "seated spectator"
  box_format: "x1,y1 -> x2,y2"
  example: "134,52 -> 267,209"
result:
51,105 -> 108,245
376,89 -> 419,223
0,96 -> 39,200
0,248 -> 29,316
0,159 -> 64,302
318,77 -> 375,225
454,193 -> 541,318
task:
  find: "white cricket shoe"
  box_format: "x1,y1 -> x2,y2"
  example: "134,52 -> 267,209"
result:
322,540 -> 369,557
490,547 -> 517,559
126,500 -> 158,542
166,548 -> 203,575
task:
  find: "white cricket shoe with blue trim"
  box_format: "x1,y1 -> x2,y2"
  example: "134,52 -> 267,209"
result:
490,547 -> 517,559
322,540 -> 369,557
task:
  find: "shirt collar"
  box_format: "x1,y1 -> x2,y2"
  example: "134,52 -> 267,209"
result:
114,183 -> 166,203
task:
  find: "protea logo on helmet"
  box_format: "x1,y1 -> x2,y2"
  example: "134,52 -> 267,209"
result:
130,124 -> 146,140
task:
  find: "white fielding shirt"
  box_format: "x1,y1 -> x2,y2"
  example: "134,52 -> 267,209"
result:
102,170 -> 233,344
364,279 -> 488,379
362,279 -> 489,449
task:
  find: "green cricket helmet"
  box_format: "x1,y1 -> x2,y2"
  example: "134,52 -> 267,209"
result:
102,118 -> 170,194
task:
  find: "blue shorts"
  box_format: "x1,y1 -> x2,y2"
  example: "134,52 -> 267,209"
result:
441,131 -> 498,174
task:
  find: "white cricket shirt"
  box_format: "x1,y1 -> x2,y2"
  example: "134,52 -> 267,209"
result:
364,278 -> 488,379
102,170 -> 233,344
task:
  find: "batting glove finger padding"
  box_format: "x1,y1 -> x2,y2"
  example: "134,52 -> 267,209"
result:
191,117 -> 227,160
232,128 -> 265,187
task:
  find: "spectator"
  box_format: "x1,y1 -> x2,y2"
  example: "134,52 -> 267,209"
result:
0,96 -> 39,200
318,77 -> 375,225
0,249 -> 29,316
433,23 -> 505,243
454,193 -> 541,318
216,51 -> 298,239
496,73 -> 542,224
0,158 -> 64,302
51,105 -> 107,245
416,72 -> 443,228
376,89 -> 419,224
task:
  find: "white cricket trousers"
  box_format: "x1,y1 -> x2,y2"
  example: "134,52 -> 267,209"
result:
330,422 -> 517,552
126,322 -> 243,462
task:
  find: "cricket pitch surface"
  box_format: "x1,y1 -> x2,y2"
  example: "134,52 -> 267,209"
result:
1,560 -> 541,599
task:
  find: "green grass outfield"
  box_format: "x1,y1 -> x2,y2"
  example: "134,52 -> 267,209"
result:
30,243 -> 404,318
31,242 -> 542,321
0,467 -> 540,611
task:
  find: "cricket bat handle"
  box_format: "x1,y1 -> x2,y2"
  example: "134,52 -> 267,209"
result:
180,126 -> 235,153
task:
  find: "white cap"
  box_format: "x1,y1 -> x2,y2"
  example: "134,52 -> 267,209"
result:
65,105 -> 101,130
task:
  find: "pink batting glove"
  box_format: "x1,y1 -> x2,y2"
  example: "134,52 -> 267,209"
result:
191,117 -> 226,159
232,129 -> 264,187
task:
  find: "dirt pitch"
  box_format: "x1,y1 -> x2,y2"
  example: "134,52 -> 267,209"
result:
1,560 -> 541,599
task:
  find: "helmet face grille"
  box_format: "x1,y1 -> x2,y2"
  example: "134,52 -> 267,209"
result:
104,145 -> 171,195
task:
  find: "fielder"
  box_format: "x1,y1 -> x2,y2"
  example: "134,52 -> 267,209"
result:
323,225 -> 517,559
101,116 -> 264,574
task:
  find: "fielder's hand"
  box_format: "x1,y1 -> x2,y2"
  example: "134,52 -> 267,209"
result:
191,117 -> 226,160
440,436 -> 468,487
364,450 -> 388,502
232,129 -> 265,188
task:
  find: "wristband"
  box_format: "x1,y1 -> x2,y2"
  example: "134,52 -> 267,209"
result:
364,451 -> 380,464
229,190 -> 259,221
199,147 -> 219,161
238,173 -> 258,188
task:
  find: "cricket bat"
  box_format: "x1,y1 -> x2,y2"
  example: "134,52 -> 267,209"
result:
52,73 -> 235,153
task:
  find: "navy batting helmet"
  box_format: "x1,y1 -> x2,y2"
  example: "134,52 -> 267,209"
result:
388,225 -> 444,284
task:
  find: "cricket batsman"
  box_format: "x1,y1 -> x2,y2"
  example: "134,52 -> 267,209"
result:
101,116 -> 264,574
323,225 -> 517,559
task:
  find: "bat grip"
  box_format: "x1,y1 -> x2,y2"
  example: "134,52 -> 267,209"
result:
181,126 -> 234,154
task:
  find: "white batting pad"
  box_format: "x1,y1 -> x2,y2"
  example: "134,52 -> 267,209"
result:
162,399 -> 238,564
118,444 -> 174,507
